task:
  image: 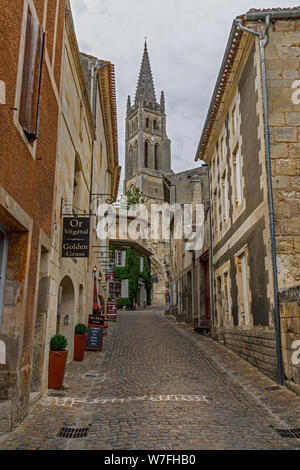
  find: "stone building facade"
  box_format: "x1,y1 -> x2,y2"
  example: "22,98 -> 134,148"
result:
195,8 -> 300,386
40,2 -> 120,394
0,0 -> 65,431
124,42 -> 174,304
167,167 -> 211,331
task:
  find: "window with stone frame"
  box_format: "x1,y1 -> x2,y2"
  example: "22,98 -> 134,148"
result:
115,250 -> 126,267
0,224 -> 9,327
213,188 -> 218,234
144,140 -> 149,168
232,145 -> 242,207
154,144 -> 159,170
236,248 -> 251,327
72,154 -> 82,214
221,170 -> 229,224
18,11 -> 45,143
232,105 -> 238,135
223,271 -> 231,324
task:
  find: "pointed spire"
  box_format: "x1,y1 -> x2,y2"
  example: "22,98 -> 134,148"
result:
127,95 -> 131,114
135,40 -> 156,106
160,91 -> 165,113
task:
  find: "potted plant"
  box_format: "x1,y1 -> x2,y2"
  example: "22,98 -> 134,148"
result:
74,323 -> 88,361
48,334 -> 68,390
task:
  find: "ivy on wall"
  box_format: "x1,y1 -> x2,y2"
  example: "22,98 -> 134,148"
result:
110,245 -> 152,308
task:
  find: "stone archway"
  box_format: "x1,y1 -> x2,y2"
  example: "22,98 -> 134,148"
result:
56,276 -> 75,361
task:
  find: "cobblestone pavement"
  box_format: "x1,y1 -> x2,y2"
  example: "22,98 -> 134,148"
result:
1,305 -> 300,450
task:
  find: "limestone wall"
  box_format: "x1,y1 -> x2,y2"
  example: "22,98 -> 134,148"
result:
279,286 -> 300,394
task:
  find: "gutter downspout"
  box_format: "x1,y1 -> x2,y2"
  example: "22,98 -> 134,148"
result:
202,164 -> 215,337
89,60 -> 101,209
235,15 -> 283,385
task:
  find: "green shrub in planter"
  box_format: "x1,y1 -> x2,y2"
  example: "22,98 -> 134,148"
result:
50,334 -> 68,351
117,298 -> 132,309
75,323 -> 88,334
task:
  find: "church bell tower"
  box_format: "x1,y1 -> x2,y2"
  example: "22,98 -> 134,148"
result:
124,41 -> 173,201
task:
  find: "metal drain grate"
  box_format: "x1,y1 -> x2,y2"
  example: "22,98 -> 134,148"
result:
57,427 -> 89,439
83,373 -> 98,379
265,386 -> 281,392
276,428 -> 300,439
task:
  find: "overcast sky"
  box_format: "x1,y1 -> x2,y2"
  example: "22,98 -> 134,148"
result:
71,0 -> 298,182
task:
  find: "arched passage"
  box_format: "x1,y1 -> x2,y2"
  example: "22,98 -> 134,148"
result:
56,276 -> 75,360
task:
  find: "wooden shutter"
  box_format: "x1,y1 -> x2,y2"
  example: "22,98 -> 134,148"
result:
121,279 -> 129,299
19,13 -> 45,142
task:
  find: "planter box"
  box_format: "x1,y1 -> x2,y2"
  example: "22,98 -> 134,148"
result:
74,333 -> 87,361
48,350 -> 68,390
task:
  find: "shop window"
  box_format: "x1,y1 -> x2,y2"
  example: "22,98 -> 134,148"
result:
19,11 -> 45,143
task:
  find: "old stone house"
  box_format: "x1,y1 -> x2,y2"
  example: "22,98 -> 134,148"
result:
194,8 -> 300,388
167,166 -> 211,331
40,2 -> 120,394
0,0 -> 65,431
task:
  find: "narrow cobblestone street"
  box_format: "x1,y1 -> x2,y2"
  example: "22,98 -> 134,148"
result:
1,306 -> 300,450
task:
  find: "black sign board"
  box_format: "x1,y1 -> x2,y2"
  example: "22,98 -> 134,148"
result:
86,315 -> 104,351
62,217 -> 90,258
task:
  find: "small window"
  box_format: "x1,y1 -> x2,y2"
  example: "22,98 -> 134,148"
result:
0,81 -> 6,105
233,146 -> 242,206
232,106 -> 238,134
221,171 -> 229,223
121,279 -> 129,298
115,250 -> 126,267
237,251 -> 250,326
19,12 -> 45,143
154,144 -> 159,170
144,141 -> 149,168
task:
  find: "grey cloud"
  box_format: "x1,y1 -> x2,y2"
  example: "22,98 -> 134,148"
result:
71,0 -> 298,182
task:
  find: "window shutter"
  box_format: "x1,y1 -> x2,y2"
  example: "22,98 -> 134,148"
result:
121,251 -> 126,267
121,279 -> 129,299
19,14 -> 45,142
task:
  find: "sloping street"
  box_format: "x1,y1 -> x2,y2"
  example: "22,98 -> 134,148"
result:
1,306 -> 300,450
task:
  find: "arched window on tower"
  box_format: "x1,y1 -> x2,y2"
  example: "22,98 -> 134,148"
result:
153,119 -> 158,130
134,141 -> 138,172
154,144 -> 159,170
144,141 -> 149,168
129,145 -> 133,175
146,117 -> 149,128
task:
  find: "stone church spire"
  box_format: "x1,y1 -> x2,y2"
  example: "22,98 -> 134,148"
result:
134,41 -> 156,106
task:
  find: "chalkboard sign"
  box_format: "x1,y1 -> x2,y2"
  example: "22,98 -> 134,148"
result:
86,315 -> 104,351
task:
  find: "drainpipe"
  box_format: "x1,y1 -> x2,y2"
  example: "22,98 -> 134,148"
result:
202,163 -> 215,337
235,15 -> 283,385
89,60 -> 101,209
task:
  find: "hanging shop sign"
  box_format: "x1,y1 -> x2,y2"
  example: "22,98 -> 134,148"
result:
62,217 -> 90,258
107,300 -> 118,321
106,272 -> 115,282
